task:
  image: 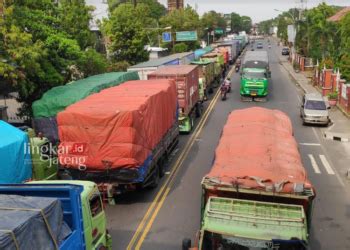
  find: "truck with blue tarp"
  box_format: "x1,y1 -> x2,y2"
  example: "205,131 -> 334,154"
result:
57,80 -> 179,199
0,120 -> 58,182
0,181 -> 111,249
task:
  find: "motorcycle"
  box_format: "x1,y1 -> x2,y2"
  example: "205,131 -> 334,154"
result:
235,64 -> 240,72
220,80 -> 231,101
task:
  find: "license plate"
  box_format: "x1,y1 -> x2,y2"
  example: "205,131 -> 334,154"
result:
250,92 -> 257,96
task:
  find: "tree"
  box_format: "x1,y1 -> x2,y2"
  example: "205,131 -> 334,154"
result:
103,3 -> 154,64
58,0 -> 95,49
241,16 -> 252,33
108,0 -> 166,20
338,13 -> 350,80
230,12 -> 242,33
0,0 -> 108,117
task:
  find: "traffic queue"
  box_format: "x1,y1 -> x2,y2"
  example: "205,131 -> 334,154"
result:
0,33 -> 314,250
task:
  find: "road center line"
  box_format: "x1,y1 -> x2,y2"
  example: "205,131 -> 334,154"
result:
300,143 -> 321,146
319,155 -> 335,175
127,65 -> 229,249
308,154 -> 321,174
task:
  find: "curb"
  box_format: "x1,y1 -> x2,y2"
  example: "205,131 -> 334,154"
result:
280,62 -> 309,94
336,104 -> 350,119
324,131 -> 350,142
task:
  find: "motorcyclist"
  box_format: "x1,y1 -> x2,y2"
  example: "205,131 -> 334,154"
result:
222,78 -> 231,92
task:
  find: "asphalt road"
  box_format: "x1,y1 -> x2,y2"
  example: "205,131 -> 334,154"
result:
106,40 -> 350,250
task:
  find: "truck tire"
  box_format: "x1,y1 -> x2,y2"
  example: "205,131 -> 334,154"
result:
195,103 -> 202,118
149,165 -> 160,188
159,157 -> 167,178
182,238 -> 191,250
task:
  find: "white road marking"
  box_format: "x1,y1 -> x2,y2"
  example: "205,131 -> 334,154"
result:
308,154 -> 321,174
300,143 -> 321,146
319,155 -> 335,175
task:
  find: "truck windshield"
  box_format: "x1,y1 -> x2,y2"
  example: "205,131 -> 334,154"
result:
201,231 -> 306,250
305,100 -> 327,110
243,71 -> 266,79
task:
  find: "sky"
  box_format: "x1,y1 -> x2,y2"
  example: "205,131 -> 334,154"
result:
87,0 -> 349,23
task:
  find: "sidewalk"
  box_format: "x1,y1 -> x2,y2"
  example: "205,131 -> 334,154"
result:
280,56 -> 350,142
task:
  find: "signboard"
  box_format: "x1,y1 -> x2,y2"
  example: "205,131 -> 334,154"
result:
162,32 -> 172,42
214,28 -> 224,35
287,25 -> 296,44
176,31 -> 198,41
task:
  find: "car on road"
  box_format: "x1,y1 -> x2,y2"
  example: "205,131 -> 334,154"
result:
256,42 -> 263,49
300,93 -> 330,126
282,47 -> 290,55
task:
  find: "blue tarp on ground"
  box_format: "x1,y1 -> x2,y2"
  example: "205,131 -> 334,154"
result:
0,121 -> 32,183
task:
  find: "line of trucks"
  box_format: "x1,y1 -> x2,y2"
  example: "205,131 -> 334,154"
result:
1,33 -> 272,249
2,33 -> 313,249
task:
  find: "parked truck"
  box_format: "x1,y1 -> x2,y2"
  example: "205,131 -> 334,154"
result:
32,72 -> 140,143
0,180 -> 111,249
57,80 -> 179,199
240,50 -> 270,101
183,107 -> 315,250
0,121 -> 57,183
190,59 -> 216,100
148,65 -> 202,133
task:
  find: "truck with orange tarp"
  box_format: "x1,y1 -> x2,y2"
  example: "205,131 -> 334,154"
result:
183,107 -> 315,250
57,80 -> 179,201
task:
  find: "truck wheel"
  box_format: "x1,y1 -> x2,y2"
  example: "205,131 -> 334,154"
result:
159,157 -> 167,178
195,104 -> 202,118
149,165 -> 160,188
182,238 -> 191,250
190,115 -> 195,131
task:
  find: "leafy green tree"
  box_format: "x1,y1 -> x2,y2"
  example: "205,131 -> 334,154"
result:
77,49 -> 108,76
201,11 -> 226,34
230,12 -> 242,33
173,43 -> 188,53
241,16 -> 252,33
58,0 -> 95,49
0,0 -> 108,117
338,13 -> 350,80
103,3 -> 154,64
108,0 -> 166,20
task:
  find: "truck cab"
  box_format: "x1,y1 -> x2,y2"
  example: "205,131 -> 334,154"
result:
240,68 -> 268,99
23,180 -> 111,249
184,197 -> 308,250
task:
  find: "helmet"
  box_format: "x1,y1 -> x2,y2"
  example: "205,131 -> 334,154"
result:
227,77 -> 231,81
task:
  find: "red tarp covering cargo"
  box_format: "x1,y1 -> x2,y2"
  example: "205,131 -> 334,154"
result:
205,107 -> 313,194
57,80 -> 177,170
215,48 -> 229,64
147,65 -> 199,116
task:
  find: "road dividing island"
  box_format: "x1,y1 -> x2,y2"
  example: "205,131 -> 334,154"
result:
183,107 -> 316,250
57,80 -> 179,201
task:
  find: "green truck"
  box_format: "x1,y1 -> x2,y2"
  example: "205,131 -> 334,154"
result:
240,51 -> 270,101
0,180 -> 111,249
183,108 -> 315,250
191,59 -> 216,101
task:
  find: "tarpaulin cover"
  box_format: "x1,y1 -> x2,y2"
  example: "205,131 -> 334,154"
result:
58,80 -> 177,170
32,71 -> 140,118
0,195 -> 71,250
205,107 -> 313,194
33,116 -> 59,143
0,121 -> 32,184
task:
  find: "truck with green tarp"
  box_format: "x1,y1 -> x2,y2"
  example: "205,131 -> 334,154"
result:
183,107 -> 315,250
240,51 -> 270,101
190,59 -> 216,101
32,72 -> 139,143
200,52 -> 225,86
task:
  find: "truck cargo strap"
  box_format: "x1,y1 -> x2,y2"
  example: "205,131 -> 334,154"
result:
0,206 -> 59,250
